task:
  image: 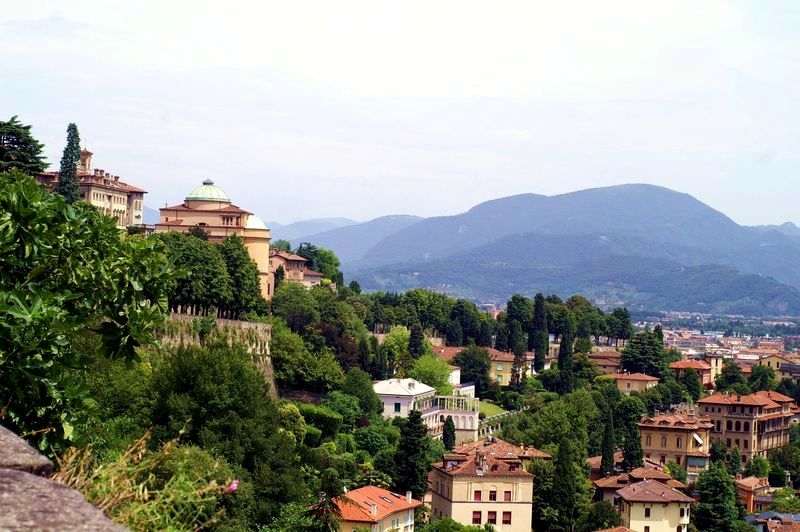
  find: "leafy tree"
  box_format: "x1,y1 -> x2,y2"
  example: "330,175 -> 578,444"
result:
729,445 -> 742,475
54,123 -> 81,203
606,307 -> 634,346
383,326 -> 411,375
0,115 -> 47,174
506,294 -> 533,329
510,321 -> 527,389
665,460 -> 688,484
710,438 -> 727,464
769,462 -> 788,487
453,345 -> 492,398
694,461 -> 743,532
274,264 -> 286,292
296,242 -> 343,284
272,282 -> 321,333
0,170 -> 174,450
218,234 -> 264,319
271,239 -> 292,252
616,395 -> 646,470
716,360 -> 749,393
748,364 -> 777,392
476,320 -> 492,347
409,322 -> 425,359
576,501 -> 621,532
394,409 -> 429,498
348,280 -> 361,294
321,391 -> 361,432
270,318 -> 344,391
620,330 -> 666,378
530,293 -> 549,372
308,467 -> 346,532
409,353 -> 453,395
187,225 -> 210,240
417,517 -> 494,532
443,416 -> 456,451
600,404 -> 616,476
770,487 -> 800,512
744,455 -> 770,478
558,327 -> 576,394
529,458 -> 557,531
680,368 -> 704,401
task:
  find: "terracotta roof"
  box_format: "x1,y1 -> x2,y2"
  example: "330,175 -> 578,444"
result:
588,452 -> 662,472
698,390 -> 794,408
616,479 -> 694,503
334,485 -> 422,524
595,528 -> 635,532
160,203 -> 252,215
453,437 -> 551,461
159,219 -> 185,226
670,360 -> 712,370
612,372 -> 659,382
432,452 -> 533,478
304,269 -> 323,277
638,413 -> 713,431
432,346 -> 516,363
594,469 -> 686,491
736,476 -> 770,490
269,250 -> 308,262
591,350 -> 622,359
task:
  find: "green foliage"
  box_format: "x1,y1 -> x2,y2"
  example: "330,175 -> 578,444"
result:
710,438 -> 727,463
0,115 -> 47,174
54,123 -> 81,203
187,225 -> 210,240
558,326 -> 575,394
270,318 -> 344,391
409,353 -> 453,395
272,282 -> 320,333
665,460 -> 688,484
394,409 -> 429,498
343,368 -> 383,417
694,461 -> 744,532
600,404 -> 615,476
383,326 -> 410,375
417,517 -> 495,532
716,360 -> 750,393
576,501 -> 621,532
0,170 -> 174,450
443,416 -> 456,451
744,454 -> 770,478
320,391 -> 361,433
297,403 -> 343,441
680,368 -> 704,401
729,445 -> 742,475
748,364 -> 777,392
620,330 -> 667,378
616,395 -> 646,470
531,292 -> 549,371
452,345 -> 492,398
295,242 -> 343,284
770,487 -> 800,512
271,239 -> 292,252
218,235 -> 264,319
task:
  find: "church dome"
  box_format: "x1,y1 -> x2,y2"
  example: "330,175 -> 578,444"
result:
245,214 -> 268,230
185,179 -> 231,203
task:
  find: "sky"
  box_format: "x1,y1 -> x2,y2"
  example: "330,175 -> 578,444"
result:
2,1 -> 799,226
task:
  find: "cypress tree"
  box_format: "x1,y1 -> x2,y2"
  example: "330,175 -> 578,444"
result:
510,321 -> 527,388
54,123 -> 81,204
622,424 -> 644,471
531,293 -> 549,372
408,322 -> 425,359
358,336 -> 371,370
728,445 -> 742,476
600,405 -> 616,476
394,409 -> 429,498
553,436 -> 579,530
558,328 -> 575,394
443,415 -> 456,451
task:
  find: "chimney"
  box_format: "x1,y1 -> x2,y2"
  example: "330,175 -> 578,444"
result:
370,503 -> 378,516
406,491 -> 412,503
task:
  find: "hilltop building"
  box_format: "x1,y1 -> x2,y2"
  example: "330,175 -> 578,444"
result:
155,180 -> 272,299
36,149 -> 146,229
668,359 -> 713,388
428,436 -> 536,531
372,378 -> 479,444
593,467 -> 687,503
698,390 -> 798,463
333,485 -> 422,532
268,250 -> 324,288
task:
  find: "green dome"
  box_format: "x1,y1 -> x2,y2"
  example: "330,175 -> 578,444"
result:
185,179 -> 231,202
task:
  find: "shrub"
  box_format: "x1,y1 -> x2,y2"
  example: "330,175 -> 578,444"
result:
297,403 -> 343,440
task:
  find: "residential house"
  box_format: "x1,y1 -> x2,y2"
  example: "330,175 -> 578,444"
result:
155,180 -> 273,299
590,350 -> 622,375
736,476 -> 774,514
428,437 -> 534,531
638,412 -> 712,481
432,346 -> 518,387
334,485 -> 422,532
593,467 -> 687,503
612,373 -> 659,395
373,378 -> 479,444
746,511 -> 800,531
587,452 -> 664,481
698,390 -> 798,462
758,354 -> 800,384
36,149 -> 146,229
616,479 -> 693,532
668,360 -> 713,388
269,250 -> 324,288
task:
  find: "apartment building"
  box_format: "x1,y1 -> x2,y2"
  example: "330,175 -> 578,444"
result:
697,391 -> 798,462
429,437 -> 534,532
638,412 -> 712,481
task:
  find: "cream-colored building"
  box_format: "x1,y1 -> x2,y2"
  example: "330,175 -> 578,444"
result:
36,149 -> 146,229
334,485 -> 422,532
429,439 -> 534,532
617,479 -> 693,532
155,180 -> 273,299
269,250 -> 324,288
613,373 -> 659,394
638,412 -> 712,481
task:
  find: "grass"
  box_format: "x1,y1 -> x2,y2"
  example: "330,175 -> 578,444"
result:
479,401 -> 507,418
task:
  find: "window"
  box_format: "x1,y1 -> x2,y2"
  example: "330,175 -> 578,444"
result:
661,436 -> 667,448
646,435 -> 651,446
497,375 -> 503,382
680,508 -> 685,518
744,422 -> 750,432
472,511 -> 482,524
645,508 -> 651,518
677,527 -> 683,532
676,437 -> 682,448
473,490 -> 481,501
645,527 -> 650,532
735,421 -> 741,432
489,490 -> 497,501
394,403 -> 401,413
727,420 -> 732,431
487,511 -> 497,525
502,512 -> 512,525
744,440 -> 749,449
497,363 -> 503,371
504,490 -> 512,502
727,439 -> 731,447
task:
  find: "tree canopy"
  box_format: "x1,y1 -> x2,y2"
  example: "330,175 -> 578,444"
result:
0,116 -> 47,174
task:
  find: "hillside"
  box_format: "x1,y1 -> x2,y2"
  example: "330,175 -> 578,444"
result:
290,214 -> 422,263
349,184 -> 800,315
267,217 -> 357,241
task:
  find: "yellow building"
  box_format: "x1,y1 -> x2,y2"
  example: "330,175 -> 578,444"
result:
155,180 -> 273,299
269,250 -> 324,288
36,149 -> 146,229
432,347 -> 516,387
333,485 -> 422,532
429,437 -> 535,531
757,354 -> 800,382
617,479 -> 693,532
638,413 -> 712,482
613,373 -> 659,394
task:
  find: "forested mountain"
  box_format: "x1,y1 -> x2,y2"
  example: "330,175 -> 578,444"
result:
347,184 -> 800,314
267,217 -> 357,240
289,214 -> 423,263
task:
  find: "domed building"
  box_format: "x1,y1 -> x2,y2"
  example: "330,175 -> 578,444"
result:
155,179 -> 273,299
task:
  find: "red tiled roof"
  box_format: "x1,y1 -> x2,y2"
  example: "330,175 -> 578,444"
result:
160,203 -> 251,215
432,346 -> 516,363
638,413 -> 713,431
698,390 -> 795,408
269,250 -> 308,262
612,372 -> 659,382
669,360 -> 712,370
159,219 -> 185,226
432,439 -> 535,478
591,350 -> 622,359
453,437 -> 551,461
304,269 -> 322,278
616,479 -> 694,503
334,485 -> 422,524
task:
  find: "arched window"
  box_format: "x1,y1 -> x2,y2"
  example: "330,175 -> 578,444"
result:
676,437 -> 682,448
646,435 -> 651,446
726,420 -> 733,431
735,421 -> 741,432
661,436 -> 667,447
744,422 -> 750,432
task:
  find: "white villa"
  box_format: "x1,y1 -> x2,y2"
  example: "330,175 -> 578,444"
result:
373,378 -> 480,445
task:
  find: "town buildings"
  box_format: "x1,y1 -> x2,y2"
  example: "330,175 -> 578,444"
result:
428,437 -> 535,531
612,373 -> 659,394
372,378 -> 479,444
736,476 -> 774,514
334,485 -> 422,532
590,350 -> 622,375
36,149 -> 146,229
593,468 -> 686,504
638,412 -> 712,481
668,359 -> 713,388
155,180 -> 273,300
698,390 -> 798,463
268,249 -> 324,288
617,479 -> 693,532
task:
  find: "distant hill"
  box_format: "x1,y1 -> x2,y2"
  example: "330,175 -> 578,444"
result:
267,217 -> 358,241
347,184 -> 800,315
143,206 -> 160,225
290,215 -> 423,263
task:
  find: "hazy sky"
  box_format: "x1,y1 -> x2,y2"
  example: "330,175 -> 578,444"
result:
2,1 -> 799,225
